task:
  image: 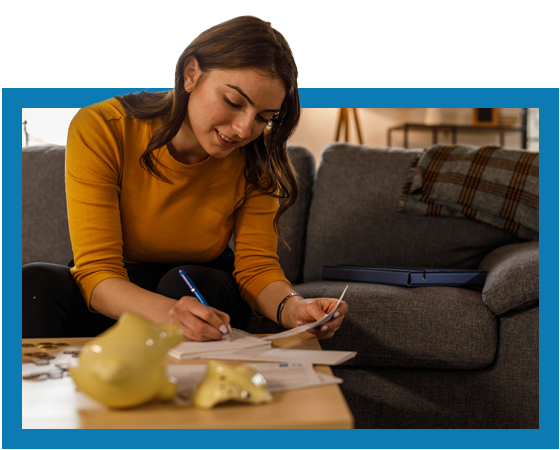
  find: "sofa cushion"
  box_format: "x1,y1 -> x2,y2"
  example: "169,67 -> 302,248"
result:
294,281 -> 497,370
398,144 -> 539,241
303,143 -> 526,283
332,304 -> 539,429
477,241 -> 539,315
22,146 -> 73,266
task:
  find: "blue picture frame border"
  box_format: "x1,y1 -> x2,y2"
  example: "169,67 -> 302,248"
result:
3,87 -> 558,449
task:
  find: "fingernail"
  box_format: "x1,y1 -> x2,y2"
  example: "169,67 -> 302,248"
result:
296,321 -> 304,326
321,325 -> 328,332
308,328 -> 316,333
227,324 -> 232,333
219,325 -> 228,334
334,312 -> 340,318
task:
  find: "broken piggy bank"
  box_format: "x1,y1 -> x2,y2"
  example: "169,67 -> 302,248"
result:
69,312 -> 184,408
192,360 -> 272,409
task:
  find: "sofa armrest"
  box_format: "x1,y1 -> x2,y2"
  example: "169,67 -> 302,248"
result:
478,241 -> 539,315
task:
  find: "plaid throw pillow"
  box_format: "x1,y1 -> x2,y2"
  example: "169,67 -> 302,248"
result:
398,144 -> 539,240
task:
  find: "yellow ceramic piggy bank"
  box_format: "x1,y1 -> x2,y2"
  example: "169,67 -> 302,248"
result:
192,360 -> 272,409
69,312 -> 183,408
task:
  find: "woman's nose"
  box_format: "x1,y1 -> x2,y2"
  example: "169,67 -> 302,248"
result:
231,113 -> 253,140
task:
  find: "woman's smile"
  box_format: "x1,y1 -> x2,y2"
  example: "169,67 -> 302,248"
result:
215,129 -> 238,148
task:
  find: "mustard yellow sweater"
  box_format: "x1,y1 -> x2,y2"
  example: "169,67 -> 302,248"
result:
66,98 -> 289,311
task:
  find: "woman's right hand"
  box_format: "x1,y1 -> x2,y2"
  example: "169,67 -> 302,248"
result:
90,278 -> 230,342
166,296 -> 232,342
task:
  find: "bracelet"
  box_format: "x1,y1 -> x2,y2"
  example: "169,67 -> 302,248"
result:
276,292 -> 301,329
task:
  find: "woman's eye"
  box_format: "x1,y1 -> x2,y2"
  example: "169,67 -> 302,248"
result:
256,115 -> 268,124
224,95 -> 271,125
223,96 -> 241,108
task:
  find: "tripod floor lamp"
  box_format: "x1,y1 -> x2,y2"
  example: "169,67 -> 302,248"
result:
335,108 -> 363,144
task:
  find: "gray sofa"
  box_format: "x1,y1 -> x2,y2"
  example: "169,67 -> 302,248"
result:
22,142 -> 539,429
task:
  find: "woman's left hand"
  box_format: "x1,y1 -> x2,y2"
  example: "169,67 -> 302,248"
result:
283,297 -> 348,340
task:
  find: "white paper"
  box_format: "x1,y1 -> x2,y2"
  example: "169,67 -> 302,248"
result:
263,285 -> 348,341
167,362 -> 342,399
200,347 -> 356,366
168,328 -> 271,360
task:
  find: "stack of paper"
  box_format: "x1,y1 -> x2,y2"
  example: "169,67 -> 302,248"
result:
168,328 -> 271,360
195,347 -> 356,365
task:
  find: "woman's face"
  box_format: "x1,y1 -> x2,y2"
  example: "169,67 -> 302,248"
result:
182,59 -> 286,162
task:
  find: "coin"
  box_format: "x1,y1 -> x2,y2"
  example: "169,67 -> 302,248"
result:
55,363 -> 70,370
23,373 -> 48,381
63,350 -> 80,355
22,343 -> 36,348
38,345 -> 59,350
33,359 -> 50,366
22,358 -> 34,364
42,355 -> 56,360
47,369 -> 64,379
29,352 -> 49,357
53,343 -> 69,347
37,342 -> 54,345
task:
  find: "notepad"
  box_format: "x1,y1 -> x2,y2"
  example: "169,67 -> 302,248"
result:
205,347 -> 357,365
168,328 -> 271,360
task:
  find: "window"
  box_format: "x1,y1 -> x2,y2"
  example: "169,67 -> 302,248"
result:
22,109 -> 80,147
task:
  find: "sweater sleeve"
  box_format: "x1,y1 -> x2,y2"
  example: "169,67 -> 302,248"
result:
232,187 -> 291,315
66,106 -> 129,308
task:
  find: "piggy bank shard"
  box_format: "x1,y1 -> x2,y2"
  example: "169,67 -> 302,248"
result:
69,312 -> 183,408
192,360 -> 272,409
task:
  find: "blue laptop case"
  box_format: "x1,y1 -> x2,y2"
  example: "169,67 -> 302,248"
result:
322,265 -> 487,287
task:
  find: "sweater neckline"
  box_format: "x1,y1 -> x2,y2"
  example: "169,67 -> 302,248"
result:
149,117 -> 215,173
156,145 -> 214,174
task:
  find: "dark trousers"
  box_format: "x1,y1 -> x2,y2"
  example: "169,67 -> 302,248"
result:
22,247 -> 252,338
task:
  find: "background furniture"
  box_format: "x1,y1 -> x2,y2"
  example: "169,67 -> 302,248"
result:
387,122 -> 527,149
472,108 -> 500,127
22,142 -> 539,428
334,108 -> 363,144
388,108 -> 528,149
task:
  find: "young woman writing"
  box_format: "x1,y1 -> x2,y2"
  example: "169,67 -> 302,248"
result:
22,16 -> 348,341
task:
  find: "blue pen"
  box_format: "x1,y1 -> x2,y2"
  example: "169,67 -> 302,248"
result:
178,269 -> 231,340
179,269 -> 209,306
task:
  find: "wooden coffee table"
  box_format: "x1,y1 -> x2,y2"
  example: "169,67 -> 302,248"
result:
22,335 -> 354,429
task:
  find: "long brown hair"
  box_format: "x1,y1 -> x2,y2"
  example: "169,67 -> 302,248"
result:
115,16 -> 300,247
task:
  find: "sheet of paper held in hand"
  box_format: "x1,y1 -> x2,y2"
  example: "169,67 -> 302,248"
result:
263,285 -> 349,341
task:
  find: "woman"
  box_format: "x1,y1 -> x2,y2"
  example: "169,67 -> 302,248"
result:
22,16 -> 348,341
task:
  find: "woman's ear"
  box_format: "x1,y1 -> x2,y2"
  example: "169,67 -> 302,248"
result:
183,56 -> 202,93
